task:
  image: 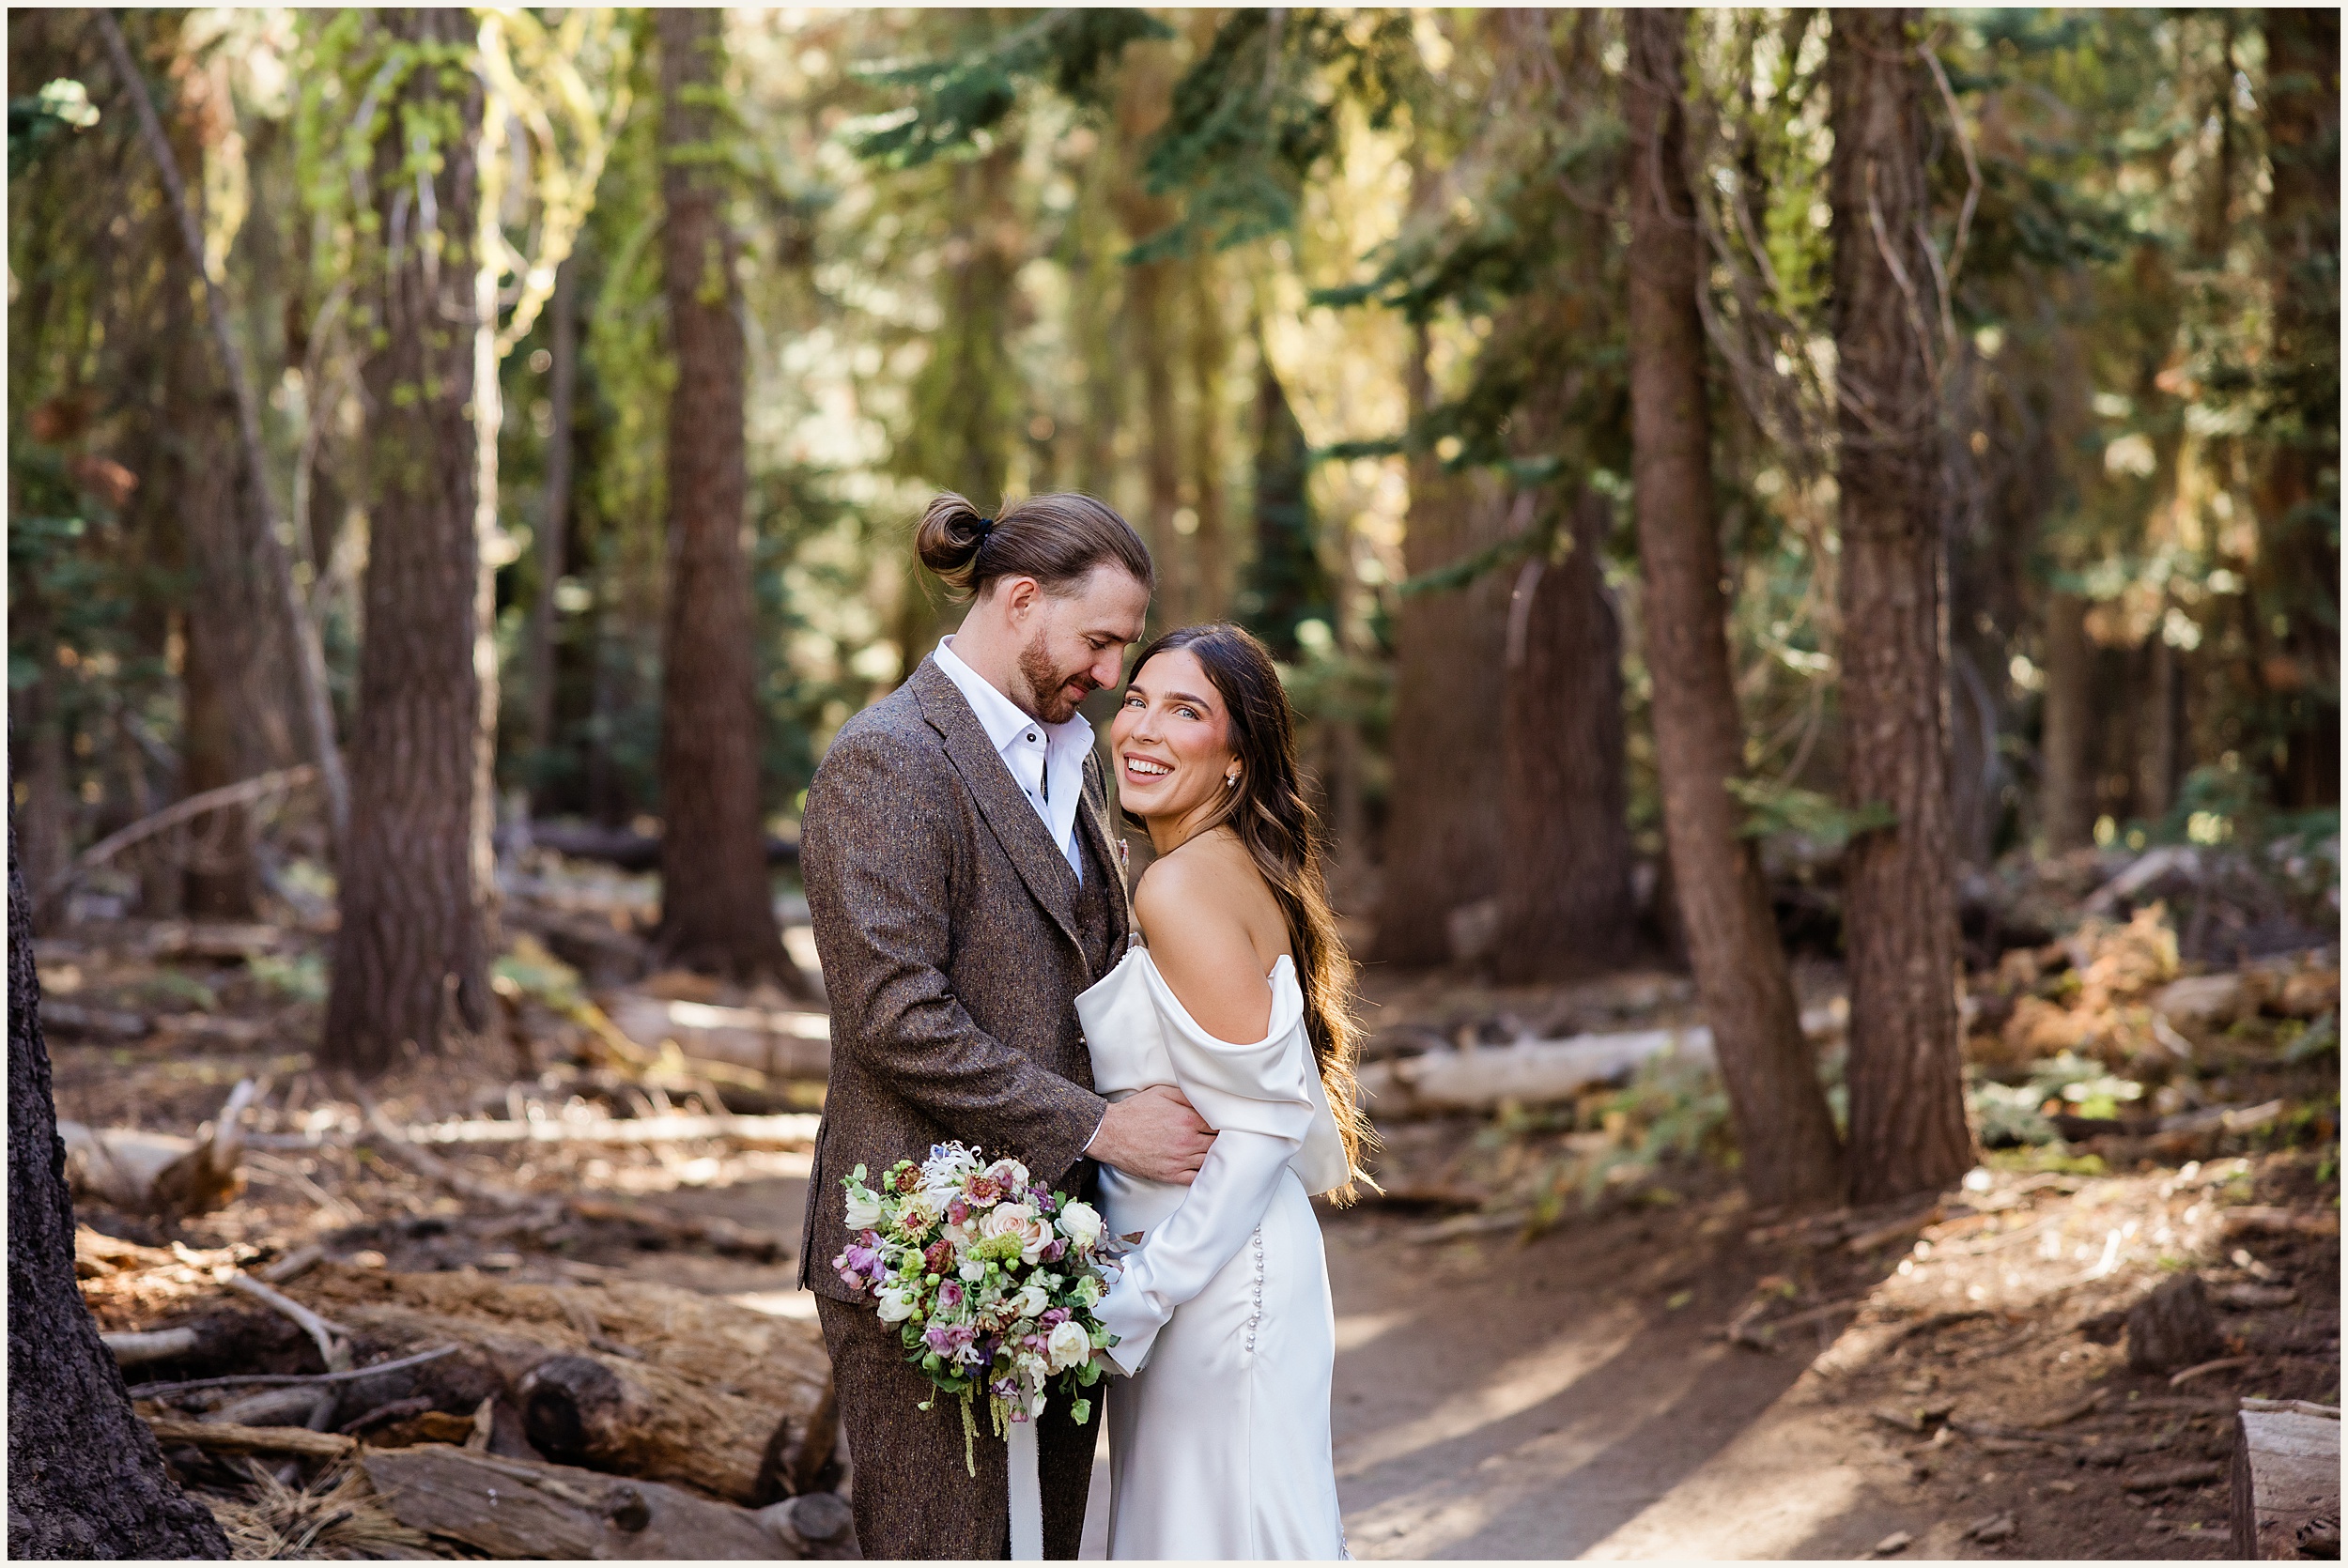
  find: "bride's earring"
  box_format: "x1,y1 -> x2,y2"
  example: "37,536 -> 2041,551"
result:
1224,770 -> 1240,788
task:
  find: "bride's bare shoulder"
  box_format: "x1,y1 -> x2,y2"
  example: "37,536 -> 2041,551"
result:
1133,833 -> 1261,933
1132,836 -> 1284,1041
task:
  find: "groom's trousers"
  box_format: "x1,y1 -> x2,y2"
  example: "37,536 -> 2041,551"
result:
818,1294 -> 1099,1560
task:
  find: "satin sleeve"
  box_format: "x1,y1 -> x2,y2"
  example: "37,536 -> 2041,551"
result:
1093,961 -> 1320,1375
1095,1126 -> 1302,1374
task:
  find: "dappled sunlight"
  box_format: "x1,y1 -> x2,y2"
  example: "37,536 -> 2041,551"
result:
1335,1299 -> 1644,1481
1333,1310 -> 1413,1354
1580,1397 -> 1870,1560
1342,1333 -> 1726,1558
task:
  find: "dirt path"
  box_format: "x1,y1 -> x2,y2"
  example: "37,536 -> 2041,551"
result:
1324,1195 -> 1865,1559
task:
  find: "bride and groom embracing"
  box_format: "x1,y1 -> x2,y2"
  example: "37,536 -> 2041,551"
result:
796,491 -> 1370,1560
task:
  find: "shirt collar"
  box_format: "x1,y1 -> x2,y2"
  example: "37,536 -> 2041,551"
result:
933,636 -> 1093,755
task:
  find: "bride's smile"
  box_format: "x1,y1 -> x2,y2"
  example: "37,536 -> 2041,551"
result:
1111,649 -> 1242,840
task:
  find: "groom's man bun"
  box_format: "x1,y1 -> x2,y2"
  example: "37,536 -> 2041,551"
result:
915,491 -> 1154,602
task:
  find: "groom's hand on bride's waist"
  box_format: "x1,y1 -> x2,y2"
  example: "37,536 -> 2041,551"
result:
1085,1085 -> 1215,1185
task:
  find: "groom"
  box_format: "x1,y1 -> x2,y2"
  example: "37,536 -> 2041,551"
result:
798,494 -> 1215,1560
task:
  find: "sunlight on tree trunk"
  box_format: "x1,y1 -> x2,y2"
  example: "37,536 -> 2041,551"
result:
1830,7 -> 1974,1206
1626,8 -> 1844,1213
653,8 -> 807,993
322,8 -> 497,1075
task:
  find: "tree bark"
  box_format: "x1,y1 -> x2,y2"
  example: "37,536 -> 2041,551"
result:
1624,8 -> 1845,1213
96,10 -> 349,848
1497,492 -> 1638,980
654,10 -> 805,992
2039,589 -> 2096,851
2254,9 -> 2340,809
1186,252 -> 1232,620
1113,41 -> 1186,623
1372,323 -> 1509,967
1128,258 -> 1187,624
1829,8 -> 1975,1206
9,831 -> 232,1558
527,255 -> 580,779
322,8 -> 497,1075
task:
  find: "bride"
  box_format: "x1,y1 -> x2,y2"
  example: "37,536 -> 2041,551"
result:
1075,622 -> 1372,1560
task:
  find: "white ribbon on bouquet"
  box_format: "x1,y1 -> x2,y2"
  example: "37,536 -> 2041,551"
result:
1008,1416 -> 1043,1559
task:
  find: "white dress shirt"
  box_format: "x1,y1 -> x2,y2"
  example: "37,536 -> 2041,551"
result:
932,637 -> 1089,884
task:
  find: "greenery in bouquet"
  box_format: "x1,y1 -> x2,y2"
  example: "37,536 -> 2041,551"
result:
831,1143 -> 1120,1472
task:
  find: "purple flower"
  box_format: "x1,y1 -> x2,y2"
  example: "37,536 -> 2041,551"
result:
1043,1237 -> 1068,1263
923,1321 -> 976,1359
937,1280 -> 965,1311
1041,1307 -> 1071,1328
948,1199 -> 971,1225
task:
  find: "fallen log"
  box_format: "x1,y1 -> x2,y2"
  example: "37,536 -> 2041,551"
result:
510,821 -> 800,872
2221,1207 -> 2341,1240
60,1078 -> 256,1219
601,993 -> 831,1082
2232,1401 -> 2343,1540
403,1110 -> 820,1148
288,1265 -> 833,1506
361,1443 -> 850,1560
104,1327 -> 202,1366
140,1413 -> 354,1461
2126,1460 -> 2227,1493
1357,1005 -> 1841,1115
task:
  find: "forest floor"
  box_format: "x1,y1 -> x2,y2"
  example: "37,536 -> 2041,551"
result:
37,848 -> 2341,1560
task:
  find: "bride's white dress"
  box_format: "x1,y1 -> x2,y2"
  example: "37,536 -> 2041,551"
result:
1075,945 -> 1351,1560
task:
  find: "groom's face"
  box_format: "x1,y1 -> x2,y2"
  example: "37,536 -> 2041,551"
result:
1011,564 -> 1151,724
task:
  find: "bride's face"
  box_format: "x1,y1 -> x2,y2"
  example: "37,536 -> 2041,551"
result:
1110,649 -> 1239,825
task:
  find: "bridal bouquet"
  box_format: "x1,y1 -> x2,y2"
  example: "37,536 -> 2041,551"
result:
830,1143 -> 1120,1472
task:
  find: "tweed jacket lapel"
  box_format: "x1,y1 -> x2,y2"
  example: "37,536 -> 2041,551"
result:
1075,747 -> 1133,955
908,657 -> 1084,950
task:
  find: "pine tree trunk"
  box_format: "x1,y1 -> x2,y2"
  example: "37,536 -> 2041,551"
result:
322,8 -> 496,1075
161,23 -> 270,918
1624,8 -> 1844,1213
1373,324 -> 1509,967
1830,8 -> 1975,1207
1186,253 -> 1232,620
2039,589 -> 2096,852
1497,492 -> 1637,980
9,831 -> 231,1558
2255,9 -> 2340,809
527,255 -> 580,779
1128,259 -> 1188,625
2139,629 -> 2182,822
653,9 -> 802,992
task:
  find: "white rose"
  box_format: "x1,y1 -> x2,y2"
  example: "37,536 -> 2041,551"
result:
875,1286 -> 916,1324
843,1189 -> 886,1232
1056,1200 -> 1104,1251
1046,1320 -> 1092,1372
1010,1284 -> 1050,1321
980,1202 -> 1054,1264
959,1259 -> 987,1283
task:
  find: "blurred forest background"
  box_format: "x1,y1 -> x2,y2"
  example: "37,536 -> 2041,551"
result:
7,11 -> 2341,1558
8,8 -> 2339,1178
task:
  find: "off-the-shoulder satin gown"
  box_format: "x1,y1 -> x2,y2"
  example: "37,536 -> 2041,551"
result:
1075,945 -> 1351,1560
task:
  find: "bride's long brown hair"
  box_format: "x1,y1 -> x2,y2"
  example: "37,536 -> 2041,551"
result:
1121,623 -> 1378,1202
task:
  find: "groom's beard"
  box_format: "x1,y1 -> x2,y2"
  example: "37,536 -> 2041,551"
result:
1018,637 -> 1095,725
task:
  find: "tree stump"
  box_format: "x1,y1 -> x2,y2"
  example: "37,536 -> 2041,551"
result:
2126,1273 -> 2225,1373
2231,1407 -> 2340,1558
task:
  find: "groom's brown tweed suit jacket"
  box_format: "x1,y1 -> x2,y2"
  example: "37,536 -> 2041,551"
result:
799,654 -> 1130,1560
